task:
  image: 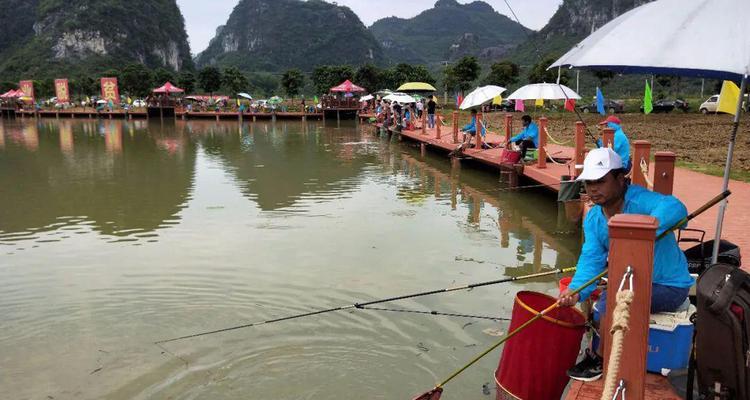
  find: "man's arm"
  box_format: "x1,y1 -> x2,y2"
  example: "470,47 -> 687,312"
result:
565,212 -> 608,303
509,127 -> 527,143
641,190 -> 688,236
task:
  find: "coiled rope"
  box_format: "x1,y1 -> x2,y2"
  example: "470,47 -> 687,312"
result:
544,126 -> 571,145
639,157 -> 654,189
601,268 -> 635,400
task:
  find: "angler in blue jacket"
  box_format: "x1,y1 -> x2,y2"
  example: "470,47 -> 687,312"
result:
509,115 -> 539,158
559,147 -> 694,382
460,109 -> 487,147
596,116 -> 631,171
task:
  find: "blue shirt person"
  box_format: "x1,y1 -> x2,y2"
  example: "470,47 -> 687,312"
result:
509,115 -> 539,158
596,116 -> 631,171
559,147 -> 693,382
460,109 -> 487,147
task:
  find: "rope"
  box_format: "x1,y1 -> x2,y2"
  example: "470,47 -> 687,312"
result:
639,157 -> 654,189
544,126 -> 571,145
601,269 -> 635,400
543,146 -> 570,166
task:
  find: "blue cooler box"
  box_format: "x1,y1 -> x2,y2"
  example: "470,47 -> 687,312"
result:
646,304 -> 695,373
592,302 -> 694,373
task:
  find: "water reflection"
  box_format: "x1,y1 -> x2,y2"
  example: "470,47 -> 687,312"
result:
188,120 -> 379,211
0,119 -> 196,245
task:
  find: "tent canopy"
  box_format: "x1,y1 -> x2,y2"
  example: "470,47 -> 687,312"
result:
330,80 -> 366,93
153,82 -> 184,94
549,0 -> 750,80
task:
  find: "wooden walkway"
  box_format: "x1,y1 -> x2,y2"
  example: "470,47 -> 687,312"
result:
11,109 -> 323,121
376,120 -> 750,255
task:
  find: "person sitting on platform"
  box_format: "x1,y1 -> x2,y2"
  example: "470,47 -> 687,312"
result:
597,115 -> 632,172
559,148 -> 694,382
509,115 -> 539,159
460,109 -> 486,147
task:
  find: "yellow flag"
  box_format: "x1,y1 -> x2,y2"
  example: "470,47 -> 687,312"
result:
237,98 -> 241,107
535,98 -> 544,107
493,95 -> 503,105
127,97 -> 132,104
717,80 -> 741,115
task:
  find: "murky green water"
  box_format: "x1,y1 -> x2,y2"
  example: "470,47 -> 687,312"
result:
0,118 -> 580,400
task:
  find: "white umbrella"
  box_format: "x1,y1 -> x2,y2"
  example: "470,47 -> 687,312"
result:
506,83 -> 581,101
238,92 -> 253,100
383,93 -> 417,103
549,0 -> 750,262
460,85 -> 507,110
360,94 -> 374,102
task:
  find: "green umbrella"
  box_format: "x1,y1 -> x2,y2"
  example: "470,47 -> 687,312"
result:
268,96 -> 283,104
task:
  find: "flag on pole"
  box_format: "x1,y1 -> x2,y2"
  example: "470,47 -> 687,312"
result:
564,99 -> 576,112
455,93 -> 463,107
237,98 -> 241,107
314,95 -> 319,104
535,98 -> 544,107
596,87 -> 605,115
643,80 -> 653,114
514,99 -> 525,112
492,95 -> 502,105
717,80 -> 741,115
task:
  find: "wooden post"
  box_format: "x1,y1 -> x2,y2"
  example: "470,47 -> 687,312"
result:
603,214 -> 657,400
436,113 -> 442,139
452,111 -> 459,144
602,128 -> 615,148
653,151 -> 676,195
574,121 -> 586,178
632,140 -> 652,188
504,114 -> 513,144
421,111 -> 427,135
537,117 -> 548,169
476,113 -> 483,149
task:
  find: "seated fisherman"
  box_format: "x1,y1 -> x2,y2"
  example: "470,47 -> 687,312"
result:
559,147 -> 694,382
597,116 -> 632,172
460,109 -> 486,147
509,115 -> 539,158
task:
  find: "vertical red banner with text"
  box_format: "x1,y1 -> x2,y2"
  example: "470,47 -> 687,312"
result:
19,80 -> 35,101
100,77 -> 120,105
55,79 -> 70,103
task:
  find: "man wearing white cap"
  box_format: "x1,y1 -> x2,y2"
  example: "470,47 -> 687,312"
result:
559,147 -> 694,382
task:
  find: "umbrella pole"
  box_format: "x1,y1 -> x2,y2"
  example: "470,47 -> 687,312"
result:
711,74 -> 747,263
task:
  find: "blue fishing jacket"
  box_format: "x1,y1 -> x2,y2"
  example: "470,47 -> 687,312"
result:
568,184 -> 694,302
510,122 -> 539,147
462,117 -> 487,136
597,122 -> 631,171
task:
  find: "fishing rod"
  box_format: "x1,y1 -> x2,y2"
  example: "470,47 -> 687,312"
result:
413,269 -> 607,400
357,305 -> 510,322
155,267 -> 576,344
412,190 -> 731,399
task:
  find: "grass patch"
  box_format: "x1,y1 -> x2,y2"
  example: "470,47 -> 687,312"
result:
676,161 -> 750,183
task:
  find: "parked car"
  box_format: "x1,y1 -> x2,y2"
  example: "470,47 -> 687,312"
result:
579,100 -> 625,114
132,99 -> 146,107
641,99 -> 689,113
494,99 -> 517,112
699,94 -> 750,114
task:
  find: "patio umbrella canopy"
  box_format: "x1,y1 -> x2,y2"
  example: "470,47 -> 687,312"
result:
330,80 -> 366,93
460,85 -> 507,110
383,93 -> 417,104
397,82 -> 437,92
549,0 -> 750,262
359,94 -> 374,102
153,82 -> 184,94
506,83 -> 581,100
238,92 -> 253,100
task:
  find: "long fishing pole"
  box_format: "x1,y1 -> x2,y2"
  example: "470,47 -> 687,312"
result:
413,190 -> 731,399
155,267 -> 576,344
357,305 -> 510,322
414,269 -> 607,400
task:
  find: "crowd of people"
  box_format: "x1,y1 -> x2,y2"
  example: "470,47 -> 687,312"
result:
373,96 -> 438,133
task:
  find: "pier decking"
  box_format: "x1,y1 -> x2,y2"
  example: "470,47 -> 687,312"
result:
376,116 -> 750,254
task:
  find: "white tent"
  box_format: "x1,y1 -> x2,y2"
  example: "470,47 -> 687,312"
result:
460,85 -> 506,110
550,0 -> 750,262
506,83 -> 580,101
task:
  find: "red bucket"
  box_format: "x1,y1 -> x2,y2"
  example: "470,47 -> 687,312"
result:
500,149 -> 522,164
495,291 -> 586,400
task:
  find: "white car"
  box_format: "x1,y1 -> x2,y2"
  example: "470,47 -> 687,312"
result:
132,99 -> 146,107
699,95 -> 719,114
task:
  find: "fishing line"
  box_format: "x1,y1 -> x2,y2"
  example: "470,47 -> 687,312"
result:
356,305 -> 511,321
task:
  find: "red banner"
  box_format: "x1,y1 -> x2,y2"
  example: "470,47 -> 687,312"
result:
55,79 -> 70,103
19,80 -> 34,101
100,77 -> 120,104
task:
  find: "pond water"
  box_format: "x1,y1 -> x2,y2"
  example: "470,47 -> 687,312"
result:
0,118 -> 580,399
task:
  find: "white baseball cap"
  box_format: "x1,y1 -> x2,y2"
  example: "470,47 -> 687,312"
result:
576,147 -> 623,181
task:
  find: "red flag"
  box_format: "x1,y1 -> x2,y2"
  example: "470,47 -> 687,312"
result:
55,79 -> 70,103
100,77 -> 120,105
564,99 -> 576,112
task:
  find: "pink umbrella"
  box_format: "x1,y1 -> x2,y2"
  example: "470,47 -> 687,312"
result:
329,80 -> 365,93
153,82 -> 185,94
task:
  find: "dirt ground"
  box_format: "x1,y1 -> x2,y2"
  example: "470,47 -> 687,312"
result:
476,112 -> 750,180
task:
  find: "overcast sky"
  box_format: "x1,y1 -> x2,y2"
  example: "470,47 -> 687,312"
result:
176,0 -> 563,55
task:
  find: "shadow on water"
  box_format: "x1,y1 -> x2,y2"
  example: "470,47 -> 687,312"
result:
0,119 -> 197,244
